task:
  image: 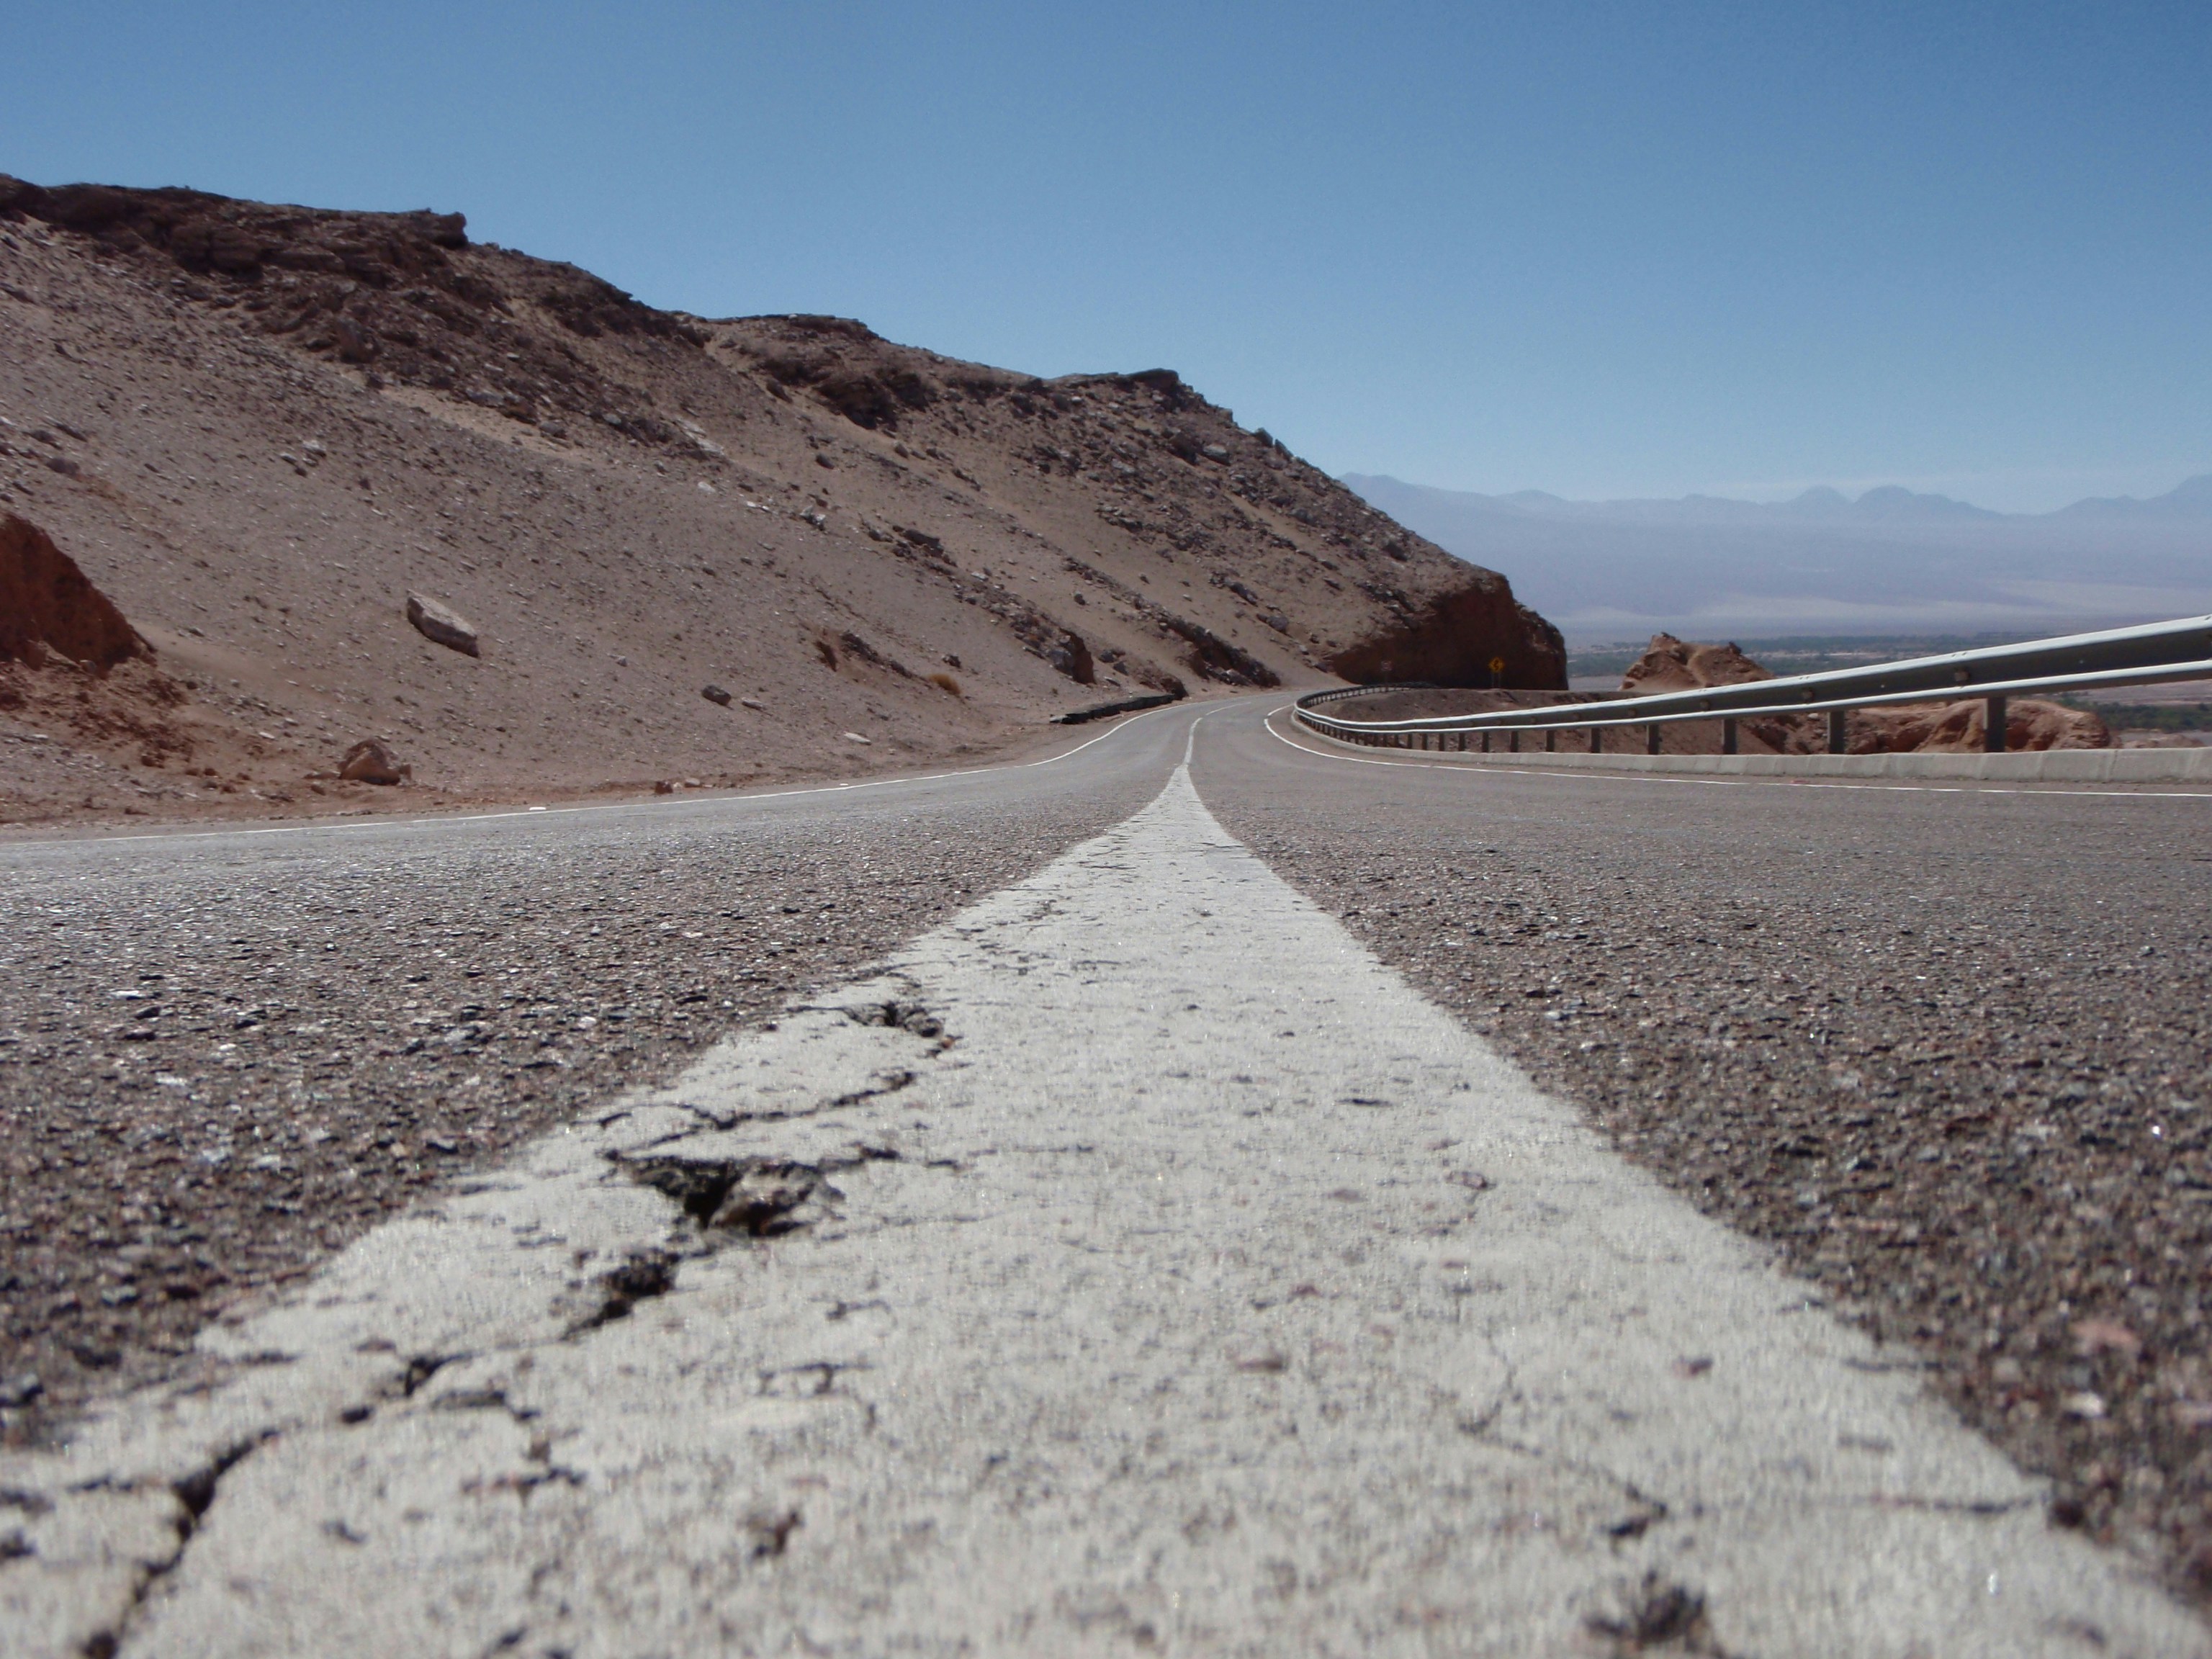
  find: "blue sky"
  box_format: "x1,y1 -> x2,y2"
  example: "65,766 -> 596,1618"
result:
6,2 -> 2207,511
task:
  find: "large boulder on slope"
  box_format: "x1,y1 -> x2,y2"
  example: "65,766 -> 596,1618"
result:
406,593 -> 481,657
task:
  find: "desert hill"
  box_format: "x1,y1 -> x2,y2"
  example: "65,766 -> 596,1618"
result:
0,177 -> 1561,824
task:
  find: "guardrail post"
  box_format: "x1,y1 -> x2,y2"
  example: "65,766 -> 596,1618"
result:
1828,709 -> 1847,754
1591,726 -> 1603,753
1722,718 -> 1738,755
1986,696 -> 2008,753
1545,729 -> 1557,753
1647,723 -> 1660,755
1509,731 -> 1519,753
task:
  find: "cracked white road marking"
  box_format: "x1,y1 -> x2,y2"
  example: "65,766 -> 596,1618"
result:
4,766 -> 2203,1657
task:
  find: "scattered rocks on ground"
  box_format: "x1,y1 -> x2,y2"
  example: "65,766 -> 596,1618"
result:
701,685 -> 732,706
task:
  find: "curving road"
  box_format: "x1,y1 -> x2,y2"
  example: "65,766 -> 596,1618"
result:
4,696 -> 2209,1656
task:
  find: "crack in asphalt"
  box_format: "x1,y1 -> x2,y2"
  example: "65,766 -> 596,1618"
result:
73,1431 -> 272,1659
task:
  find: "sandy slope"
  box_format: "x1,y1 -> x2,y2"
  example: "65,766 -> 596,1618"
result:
0,179 -> 1560,827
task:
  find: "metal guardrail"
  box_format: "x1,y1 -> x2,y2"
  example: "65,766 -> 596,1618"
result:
1294,615 -> 2212,757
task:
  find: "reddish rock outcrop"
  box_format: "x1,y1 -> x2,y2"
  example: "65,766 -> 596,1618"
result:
339,740 -> 411,784
1849,700 -> 2110,753
1328,573 -> 1566,690
0,513 -> 147,670
1619,633 -> 1771,694
1617,634 -> 2112,753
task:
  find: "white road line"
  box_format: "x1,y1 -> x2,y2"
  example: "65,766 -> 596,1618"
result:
5,765 -> 2198,1656
1262,708 -> 2212,801
19,700 -> 1193,852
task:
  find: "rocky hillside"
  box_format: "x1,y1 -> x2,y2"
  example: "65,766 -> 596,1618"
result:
0,177 -> 1562,824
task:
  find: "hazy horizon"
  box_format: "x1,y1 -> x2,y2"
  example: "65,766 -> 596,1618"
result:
1354,469 -> 2212,520
1348,470 -> 2212,646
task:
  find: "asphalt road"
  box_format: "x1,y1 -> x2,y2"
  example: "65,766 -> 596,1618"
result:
1198,702 -> 2212,1609
0,714 -> 1185,1419
5,695 -> 2211,1653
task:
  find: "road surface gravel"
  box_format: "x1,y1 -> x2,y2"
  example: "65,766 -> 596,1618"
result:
4,748 -> 2199,1657
0,721 -> 1173,1426
1202,704 -> 2212,1607
5,696 -> 2211,1653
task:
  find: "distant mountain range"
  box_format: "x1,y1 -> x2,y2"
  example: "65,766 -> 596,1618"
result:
1344,473 -> 2212,644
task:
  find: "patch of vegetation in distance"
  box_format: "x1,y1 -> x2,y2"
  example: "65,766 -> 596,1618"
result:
2062,700 -> 2212,732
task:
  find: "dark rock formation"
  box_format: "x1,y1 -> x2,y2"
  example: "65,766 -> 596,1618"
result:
0,513 -> 147,670
1327,574 -> 1565,689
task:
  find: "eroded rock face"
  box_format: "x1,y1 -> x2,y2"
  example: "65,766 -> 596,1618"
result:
1327,573 -> 1566,689
1619,633 -> 1771,694
1851,699 -> 2111,753
0,513 -> 147,670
